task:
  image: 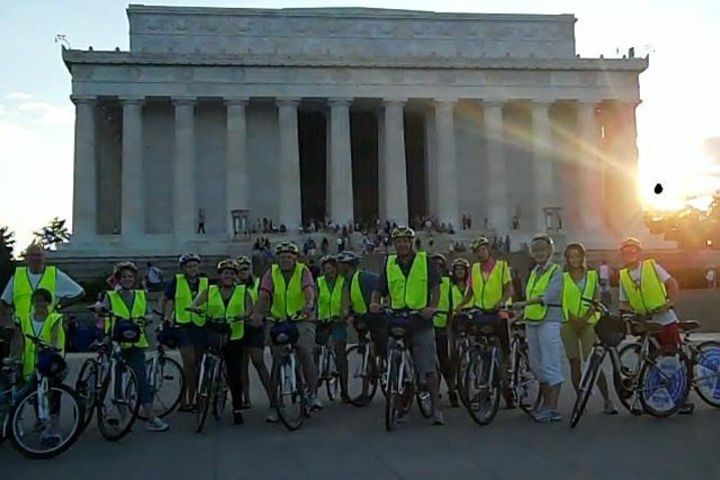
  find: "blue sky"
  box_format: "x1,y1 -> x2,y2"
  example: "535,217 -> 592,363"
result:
1,0 -> 718,249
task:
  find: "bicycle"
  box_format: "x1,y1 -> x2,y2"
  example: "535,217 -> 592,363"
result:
505,306 -> 541,417
454,308 -> 503,426
268,315 -> 309,431
74,309 -> 141,441
314,317 -> 343,402
678,321 -> 720,408
383,309 -> 436,432
136,323 -> 185,421
345,315 -> 386,407
569,299 -> 689,428
3,334 -> 84,459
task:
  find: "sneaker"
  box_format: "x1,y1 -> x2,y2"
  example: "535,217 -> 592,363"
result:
396,411 -> 407,424
266,410 -> 279,423
233,410 -> 244,425
432,409 -> 445,426
311,396 -> 323,412
679,402 -> 695,415
145,417 -> 169,432
41,428 -> 62,446
533,409 -> 561,423
178,404 -> 197,413
603,401 -> 619,415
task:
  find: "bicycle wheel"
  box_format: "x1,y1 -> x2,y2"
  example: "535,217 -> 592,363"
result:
385,350 -> 401,432
456,345 -> 470,409
97,363 -> 140,441
213,368 -> 229,421
377,354 -> 388,399
1,370 -> 13,445
345,344 -> 378,407
274,353 -> 304,431
619,343 -> 642,377
464,348 -> 501,426
8,383 -> 84,459
638,347 -> 689,418
325,350 -> 340,402
195,356 -> 214,434
611,344 -> 640,413
74,359 -> 99,432
570,349 -> 604,428
513,345 -> 540,414
138,356 -> 185,421
692,341 -> 720,408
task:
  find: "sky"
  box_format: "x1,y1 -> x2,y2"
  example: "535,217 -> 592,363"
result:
1,0 -> 719,249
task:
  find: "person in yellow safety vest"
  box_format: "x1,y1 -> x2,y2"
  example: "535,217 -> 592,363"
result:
561,243 -> 617,415
521,234 -> 564,422
448,257 -> 472,405
430,253 -> 459,408
236,255 -> 271,411
15,288 -> 66,444
251,240 -> 319,421
97,262 -> 168,432
337,250 -> 385,362
317,255 -> 350,402
463,236 -> 515,408
189,259 -> 253,425
1,243 -> 84,329
160,252 -> 208,413
369,226 -> 445,426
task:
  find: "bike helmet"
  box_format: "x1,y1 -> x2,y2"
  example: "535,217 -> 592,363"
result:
320,255 -> 338,266
236,255 -> 251,267
390,226 -> 415,240
337,250 -> 360,265
619,237 -> 642,251
178,252 -> 201,267
217,258 -> 240,273
563,242 -> 587,258
275,241 -> 299,255
113,261 -> 138,278
470,236 -> 490,251
452,258 -> 470,270
112,320 -> 142,343
530,233 -> 555,248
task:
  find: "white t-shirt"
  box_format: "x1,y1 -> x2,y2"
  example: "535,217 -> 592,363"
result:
147,266 -> 163,284
1,268 -> 85,306
618,262 -> 677,325
599,264 -> 610,281
706,270 -> 716,282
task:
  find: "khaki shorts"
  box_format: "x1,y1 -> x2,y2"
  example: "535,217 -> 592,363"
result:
560,321 -> 597,361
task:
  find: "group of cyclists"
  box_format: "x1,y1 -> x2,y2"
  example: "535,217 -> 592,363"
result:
0,224 -> 703,456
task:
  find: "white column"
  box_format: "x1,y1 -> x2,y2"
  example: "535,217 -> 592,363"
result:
328,98 -> 354,226
71,96 -> 96,241
577,101 -> 602,231
377,108 -> 386,221
382,99 -> 409,225
173,97 -> 196,239
120,97 -> 144,238
277,98 -> 302,230
483,101 -> 509,232
423,108 -> 437,217
225,98 -> 249,236
434,100 -> 459,228
531,100 -> 555,231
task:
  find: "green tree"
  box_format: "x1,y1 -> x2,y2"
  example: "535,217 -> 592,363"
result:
0,225 -> 15,258
33,217 -> 70,251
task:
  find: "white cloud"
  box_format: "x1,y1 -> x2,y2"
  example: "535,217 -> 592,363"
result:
16,101 -> 74,126
5,92 -> 34,101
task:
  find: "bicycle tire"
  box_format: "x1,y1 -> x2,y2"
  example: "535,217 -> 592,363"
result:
274,353 -> 304,431
213,368 -> 229,421
195,356 -> 215,434
0,415 -> 6,445
345,344 -> 378,407
464,348 -> 501,426
75,359 -> 99,432
570,349 -> 603,428
138,356 -> 185,421
456,345 -> 470,409
385,350 -> 401,432
97,363 -> 140,441
613,343 -> 641,413
325,350 -> 339,402
377,354 -> 388,399
513,345 -> 540,415
8,383 -> 84,459
692,341 -> 720,408
638,346 -> 689,418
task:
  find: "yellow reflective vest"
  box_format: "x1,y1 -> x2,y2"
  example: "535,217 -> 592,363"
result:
386,252 -> 428,310
470,261 -> 509,310
317,275 -> 345,320
270,263 -> 308,320
619,260 -> 668,315
349,271 -> 368,315
451,283 -> 472,312
19,312 -> 65,379
12,266 -> 57,323
174,275 -> 209,326
562,270 -> 600,325
524,264 -> 560,322
206,285 -> 246,341
434,277 -> 451,328
108,289 -> 149,349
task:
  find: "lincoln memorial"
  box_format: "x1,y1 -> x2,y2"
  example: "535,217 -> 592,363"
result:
61,5 -> 647,255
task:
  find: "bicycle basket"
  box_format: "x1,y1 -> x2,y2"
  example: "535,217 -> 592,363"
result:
157,326 -> 182,349
36,350 -> 67,380
594,315 -> 626,347
112,320 -> 141,344
388,316 -> 413,338
270,322 -> 299,345
471,313 -> 502,337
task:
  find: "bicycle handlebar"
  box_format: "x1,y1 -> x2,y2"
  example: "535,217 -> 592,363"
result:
24,334 -> 61,354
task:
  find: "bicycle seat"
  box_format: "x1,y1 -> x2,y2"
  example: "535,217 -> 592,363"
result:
679,320 -> 701,332
639,320 -> 665,334
511,321 -> 527,330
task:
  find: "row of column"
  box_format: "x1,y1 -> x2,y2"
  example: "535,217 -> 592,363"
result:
71,95 -> 604,242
